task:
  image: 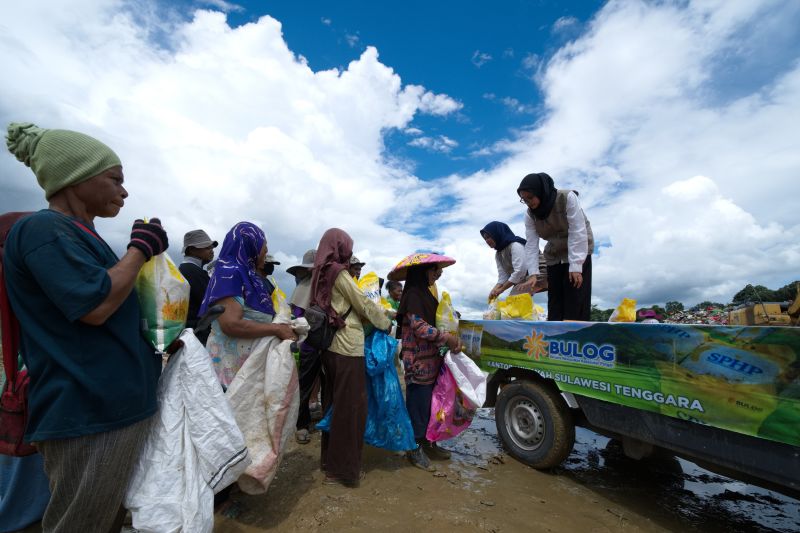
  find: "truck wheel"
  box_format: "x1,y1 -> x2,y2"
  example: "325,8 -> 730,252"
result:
495,381 -> 575,469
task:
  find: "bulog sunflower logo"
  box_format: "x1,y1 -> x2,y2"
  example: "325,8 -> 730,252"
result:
523,329 -> 549,360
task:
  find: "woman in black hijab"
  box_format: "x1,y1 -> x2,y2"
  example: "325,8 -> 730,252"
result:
480,221 -> 528,301
516,172 -> 594,321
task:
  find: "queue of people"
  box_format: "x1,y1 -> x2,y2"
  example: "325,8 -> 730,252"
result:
1,122 -> 592,530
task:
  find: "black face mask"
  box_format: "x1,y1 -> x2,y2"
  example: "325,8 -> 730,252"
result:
294,270 -> 311,284
263,263 -> 275,276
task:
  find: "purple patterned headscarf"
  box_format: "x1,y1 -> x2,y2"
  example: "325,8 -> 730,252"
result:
199,221 -> 275,316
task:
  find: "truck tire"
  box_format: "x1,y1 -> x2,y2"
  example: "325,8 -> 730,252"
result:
495,381 -> 575,469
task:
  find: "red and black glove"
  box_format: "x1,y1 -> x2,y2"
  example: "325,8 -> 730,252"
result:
127,218 -> 168,261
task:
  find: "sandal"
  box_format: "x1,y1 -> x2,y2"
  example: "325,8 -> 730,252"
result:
295,429 -> 311,444
407,446 -> 436,472
423,441 -> 452,460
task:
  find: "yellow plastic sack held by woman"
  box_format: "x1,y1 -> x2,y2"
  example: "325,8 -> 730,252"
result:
436,291 -> 459,335
271,285 -> 291,319
135,252 -> 190,352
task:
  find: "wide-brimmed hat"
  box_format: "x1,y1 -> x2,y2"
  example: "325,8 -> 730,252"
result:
264,254 -> 280,265
349,255 -> 365,266
182,229 -> 218,254
387,252 -> 456,281
287,249 -> 316,276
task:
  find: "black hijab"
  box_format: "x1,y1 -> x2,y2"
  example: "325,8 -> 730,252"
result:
480,221 -> 526,251
517,172 -> 558,220
396,264 -> 438,337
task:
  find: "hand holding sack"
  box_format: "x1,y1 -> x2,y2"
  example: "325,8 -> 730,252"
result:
483,299 -> 500,320
128,218 -> 168,261
483,293 -> 536,320
427,285 -> 486,443
425,351 -> 489,442
132,218 -> 190,352
497,293 -> 534,320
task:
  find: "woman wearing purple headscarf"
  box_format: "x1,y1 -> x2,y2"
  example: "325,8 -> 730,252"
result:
201,222 -> 296,387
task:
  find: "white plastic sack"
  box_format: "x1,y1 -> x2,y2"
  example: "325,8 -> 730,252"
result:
444,351 -> 489,408
482,299 -> 500,320
226,316 -> 309,494
125,330 -> 250,533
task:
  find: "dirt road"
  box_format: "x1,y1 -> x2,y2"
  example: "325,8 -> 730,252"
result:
214,410 -> 799,533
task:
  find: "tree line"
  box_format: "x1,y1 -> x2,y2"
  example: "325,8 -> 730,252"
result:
589,280 -> 799,322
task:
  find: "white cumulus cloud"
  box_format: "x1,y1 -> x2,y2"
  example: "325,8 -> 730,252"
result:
445,0 -> 800,311
416,89 -> 463,116
1,0 -> 798,317
0,1 -> 461,296
408,135 -> 458,153
198,0 -> 243,13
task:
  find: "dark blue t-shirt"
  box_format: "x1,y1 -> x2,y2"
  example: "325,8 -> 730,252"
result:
3,210 -> 161,441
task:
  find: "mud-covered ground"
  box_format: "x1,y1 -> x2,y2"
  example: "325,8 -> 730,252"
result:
214,409 -> 799,533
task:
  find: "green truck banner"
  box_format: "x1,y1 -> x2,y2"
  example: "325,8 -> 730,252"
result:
458,320 -> 800,447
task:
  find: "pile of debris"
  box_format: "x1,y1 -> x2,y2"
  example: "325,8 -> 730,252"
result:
665,305 -> 732,325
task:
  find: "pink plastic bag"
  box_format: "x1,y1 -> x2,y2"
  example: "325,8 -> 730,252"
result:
425,364 -> 477,442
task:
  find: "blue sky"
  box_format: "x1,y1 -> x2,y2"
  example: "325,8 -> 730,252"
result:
1,0 -> 799,316
212,0 -> 604,181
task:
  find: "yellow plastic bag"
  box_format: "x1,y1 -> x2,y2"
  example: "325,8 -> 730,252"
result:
436,291 -> 459,335
271,283 -> 291,319
135,252 -> 190,351
497,293 -> 534,320
609,298 -> 637,322
357,271 -> 381,304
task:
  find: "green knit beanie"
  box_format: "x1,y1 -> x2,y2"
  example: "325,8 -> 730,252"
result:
6,122 -> 122,200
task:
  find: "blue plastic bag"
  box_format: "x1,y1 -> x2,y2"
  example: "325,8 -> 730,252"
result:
317,330 -> 416,451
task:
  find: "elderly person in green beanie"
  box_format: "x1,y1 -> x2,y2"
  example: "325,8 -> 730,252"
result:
3,122 -> 168,532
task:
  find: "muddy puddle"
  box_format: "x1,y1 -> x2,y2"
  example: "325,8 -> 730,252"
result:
444,408 -> 799,533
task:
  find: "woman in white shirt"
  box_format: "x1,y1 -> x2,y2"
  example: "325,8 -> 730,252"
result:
480,221 -> 529,301
515,172 -> 594,321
